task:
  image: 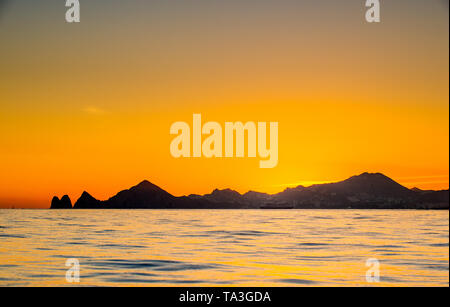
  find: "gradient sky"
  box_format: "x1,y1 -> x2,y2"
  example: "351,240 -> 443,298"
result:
0,0 -> 448,208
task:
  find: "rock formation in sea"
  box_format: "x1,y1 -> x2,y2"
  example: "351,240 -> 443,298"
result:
50,195 -> 72,209
50,196 -> 60,209
60,195 -> 72,209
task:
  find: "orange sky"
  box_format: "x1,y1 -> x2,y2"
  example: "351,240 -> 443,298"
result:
0,1 -> 448,208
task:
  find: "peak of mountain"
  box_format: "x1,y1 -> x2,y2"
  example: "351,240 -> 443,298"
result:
60,195 -> 72,209
272,172 -> 419,208
337,172 -> 412,196
200,188 -> 243,204
106,180 -> 175,209
134,180 -> 163,191
345,172 -> 397,184
80,191 -> 95,200
74,191 -> 101,209
50,196 -> 60,209
136,179 -> 151,186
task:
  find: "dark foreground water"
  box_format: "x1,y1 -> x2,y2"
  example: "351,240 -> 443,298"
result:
0,209 -> 448,286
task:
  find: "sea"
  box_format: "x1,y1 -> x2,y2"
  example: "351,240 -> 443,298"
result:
0,209 -> 448,286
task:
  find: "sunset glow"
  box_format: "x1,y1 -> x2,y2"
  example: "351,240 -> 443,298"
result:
0,1 -> 448,208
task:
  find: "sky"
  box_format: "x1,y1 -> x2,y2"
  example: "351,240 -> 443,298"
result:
0,0 -> 448,208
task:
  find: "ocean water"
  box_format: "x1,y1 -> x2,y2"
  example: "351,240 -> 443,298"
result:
0,209 -> 448,287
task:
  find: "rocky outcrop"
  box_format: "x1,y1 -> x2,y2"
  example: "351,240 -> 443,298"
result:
50,195 -> 72,209
60,195 -> 72,208
50,196 -> 60,209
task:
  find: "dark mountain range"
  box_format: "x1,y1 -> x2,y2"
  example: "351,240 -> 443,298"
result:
54,173 -> 449,210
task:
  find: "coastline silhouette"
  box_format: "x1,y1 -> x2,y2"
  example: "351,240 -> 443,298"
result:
51,173 -> 449,210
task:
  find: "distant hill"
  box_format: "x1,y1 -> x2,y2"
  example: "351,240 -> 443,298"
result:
272,172 -> 418,209
196,189 -> 244,204
55,173 -> 449,210
73,191 -> 102,209
310,172 -> 414,198
106,180 -> 177,209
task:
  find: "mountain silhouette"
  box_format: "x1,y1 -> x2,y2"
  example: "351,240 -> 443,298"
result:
73,191 -> 102,209
198,189 -> 244,204
50,195 -> 72,209
53,173 -> 449,210
106,180 -> 177,209
242,191 -> 272,206
314,172 -> 414,197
